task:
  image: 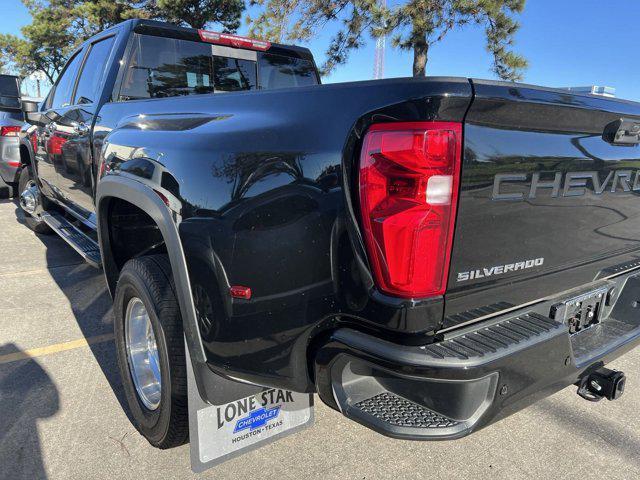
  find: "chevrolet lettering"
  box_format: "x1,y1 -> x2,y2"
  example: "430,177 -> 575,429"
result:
492,170 -> 640,200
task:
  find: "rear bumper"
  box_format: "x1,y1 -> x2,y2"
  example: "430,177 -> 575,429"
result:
314,269 -> 640,440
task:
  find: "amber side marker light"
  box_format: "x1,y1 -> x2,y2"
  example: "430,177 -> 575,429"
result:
358,121 -> 463,299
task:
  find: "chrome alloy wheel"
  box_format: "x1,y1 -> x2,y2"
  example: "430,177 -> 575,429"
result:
19,179 -> 39,215
125,297 -> 162,411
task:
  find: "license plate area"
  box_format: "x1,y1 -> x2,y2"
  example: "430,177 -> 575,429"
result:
550,286 -> 608,335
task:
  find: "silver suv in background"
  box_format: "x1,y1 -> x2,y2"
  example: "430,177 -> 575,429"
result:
0,109 -> 24,186
0,74 -> 40,196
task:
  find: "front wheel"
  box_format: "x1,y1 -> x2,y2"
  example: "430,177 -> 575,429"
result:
17,167 -> 51,234
114,255 -> 189,449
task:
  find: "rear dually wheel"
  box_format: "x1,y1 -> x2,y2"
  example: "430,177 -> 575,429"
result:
114,255 -> 189,449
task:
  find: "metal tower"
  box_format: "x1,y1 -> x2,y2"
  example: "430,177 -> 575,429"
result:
373,0 -> 386,79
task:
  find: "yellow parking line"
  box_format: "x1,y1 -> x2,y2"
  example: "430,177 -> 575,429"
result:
0,333 -> 115,364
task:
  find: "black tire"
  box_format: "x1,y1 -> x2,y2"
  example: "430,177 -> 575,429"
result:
17,167 -> 52,234
114,255 -> 189,449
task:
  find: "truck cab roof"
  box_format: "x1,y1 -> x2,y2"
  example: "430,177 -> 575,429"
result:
89,18 -> 315,63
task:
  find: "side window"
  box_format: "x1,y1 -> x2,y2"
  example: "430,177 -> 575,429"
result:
119,34 -> 257,100
74,36 -> 116,105
49,51 -> 83,109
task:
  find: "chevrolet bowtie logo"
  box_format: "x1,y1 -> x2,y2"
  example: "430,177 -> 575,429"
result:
233,405 -> 281,433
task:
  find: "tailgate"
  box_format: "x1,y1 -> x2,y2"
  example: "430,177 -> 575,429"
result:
444,80 -> 640,329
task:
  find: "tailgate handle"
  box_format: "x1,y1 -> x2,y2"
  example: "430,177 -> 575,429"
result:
603,118 -> 640,145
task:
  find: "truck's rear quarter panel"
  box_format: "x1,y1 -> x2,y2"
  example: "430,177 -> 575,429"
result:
97,77 -> 473,391
446,81 -> 640,329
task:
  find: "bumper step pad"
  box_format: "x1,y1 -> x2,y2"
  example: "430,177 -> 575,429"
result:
355,393 -> 459,429
422,312 -> 563,364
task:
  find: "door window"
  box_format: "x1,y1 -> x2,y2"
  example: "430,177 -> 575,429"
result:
49,51 -> 83,109
74,36 -> 116,105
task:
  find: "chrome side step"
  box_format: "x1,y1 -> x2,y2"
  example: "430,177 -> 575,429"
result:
42,212 -> 102,268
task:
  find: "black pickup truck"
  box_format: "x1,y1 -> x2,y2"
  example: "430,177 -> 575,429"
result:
17,18 -> 640,448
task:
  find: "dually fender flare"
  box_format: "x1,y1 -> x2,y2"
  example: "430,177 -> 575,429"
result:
95,174 -> 208,364
97,175 -> 263,406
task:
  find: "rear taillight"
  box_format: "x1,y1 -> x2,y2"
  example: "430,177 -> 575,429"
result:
198,30 -> 271,51
0,126 -> 20,137
358,122 -> 462,298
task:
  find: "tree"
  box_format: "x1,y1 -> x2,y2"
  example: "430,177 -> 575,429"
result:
0,0 -> 143,82
387,0 -> 527,79
0,0 -> 246,83
248,0 -> 528,81
246,0 -> 300,43
148,0 -> 244,31
71,0 -> 147,38
0,1 -> 77,83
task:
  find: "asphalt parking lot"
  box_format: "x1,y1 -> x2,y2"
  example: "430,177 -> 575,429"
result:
2,197 -> 640,480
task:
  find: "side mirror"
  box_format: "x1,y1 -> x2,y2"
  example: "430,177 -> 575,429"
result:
25,111 -> 42,124
22,99 -> 42,124
22,99 -> 39,113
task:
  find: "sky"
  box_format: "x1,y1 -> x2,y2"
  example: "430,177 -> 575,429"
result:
2,0 -> 639,102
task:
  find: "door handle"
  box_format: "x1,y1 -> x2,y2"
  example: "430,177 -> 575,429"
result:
72,122 -> 89,135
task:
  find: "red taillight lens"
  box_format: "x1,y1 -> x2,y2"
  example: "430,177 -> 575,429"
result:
0,126 -> 20,137
358,122 -> 462,298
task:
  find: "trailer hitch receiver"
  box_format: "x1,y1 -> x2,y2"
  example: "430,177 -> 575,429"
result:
577,367 -> 626,402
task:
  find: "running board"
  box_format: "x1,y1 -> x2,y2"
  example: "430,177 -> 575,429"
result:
42,212 -> 102,268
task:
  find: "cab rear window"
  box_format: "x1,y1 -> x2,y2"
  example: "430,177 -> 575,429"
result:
258,53 -> 318,89
119,34 -> 317,101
